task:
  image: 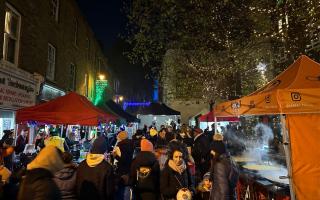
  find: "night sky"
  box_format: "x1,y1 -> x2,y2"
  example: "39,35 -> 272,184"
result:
76,0 -> 153,102
76,0 -> 125,50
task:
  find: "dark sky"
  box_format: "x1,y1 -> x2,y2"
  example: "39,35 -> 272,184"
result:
76,0 -> 153,102
76,0 -> 125,50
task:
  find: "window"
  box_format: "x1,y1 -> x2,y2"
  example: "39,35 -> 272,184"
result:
69,63 -> 76,91
47,44 -> 56,81
74,19 -> 78,46
3,4 -> 21,65
50,0 -> 59,21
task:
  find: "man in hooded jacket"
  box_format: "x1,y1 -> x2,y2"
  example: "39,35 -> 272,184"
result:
18,145 -> 65,200
76,135 -> 114,200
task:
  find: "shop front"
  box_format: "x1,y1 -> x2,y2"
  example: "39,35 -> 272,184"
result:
0,62 -> 37,138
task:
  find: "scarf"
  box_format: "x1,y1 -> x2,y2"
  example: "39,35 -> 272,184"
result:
168,159 -> 186,174
86,153 -> 105,167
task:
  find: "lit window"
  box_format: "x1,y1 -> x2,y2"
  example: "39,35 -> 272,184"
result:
50,0 -> 59,21
3,4 -> 21,65
47,43 -> 56,81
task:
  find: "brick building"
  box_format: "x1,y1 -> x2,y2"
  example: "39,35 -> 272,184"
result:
0,0 -> 116,136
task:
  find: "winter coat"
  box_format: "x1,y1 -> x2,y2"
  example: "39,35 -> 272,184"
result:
115,139 -> 134,176
18,146 -> 65,200
18,168 -> 61,200
192,134 -> 211,175
155,137 -> 167,149
15,135 -> 27,154
210,155 -> 235,200
160,162 -> 194,199
54,165 -> 77,200
130,151 -> 160,200
76,156 -> 114,200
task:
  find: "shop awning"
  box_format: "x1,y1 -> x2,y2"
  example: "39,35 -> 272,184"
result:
16,92 -> 117,126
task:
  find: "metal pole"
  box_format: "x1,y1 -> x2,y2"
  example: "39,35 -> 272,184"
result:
214,116 -> 217,133
280,114 -> 295,200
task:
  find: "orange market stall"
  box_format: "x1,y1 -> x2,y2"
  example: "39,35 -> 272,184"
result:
215,55 -> 320,200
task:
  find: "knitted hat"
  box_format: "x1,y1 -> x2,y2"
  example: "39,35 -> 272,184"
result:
91,136 -> 108,154
203,172 -> 211,180
213,133 -> 224,141
141,139 -> 154,152
211,140 -> 227,155
117,131 -> 128,141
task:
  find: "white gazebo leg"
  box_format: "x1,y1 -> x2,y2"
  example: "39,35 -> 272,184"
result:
280,114 -> 295,200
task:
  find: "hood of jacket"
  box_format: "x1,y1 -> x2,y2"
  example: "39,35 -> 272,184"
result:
54,165 -> 76,180
86,153 -> 105,167
27,146 -> 64,174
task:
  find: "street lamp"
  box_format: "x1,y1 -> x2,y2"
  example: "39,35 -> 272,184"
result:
98,74 -> 105,80
114,95 -> 124,104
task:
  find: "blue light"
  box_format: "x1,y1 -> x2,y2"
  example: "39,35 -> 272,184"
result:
123,101 -> 151,110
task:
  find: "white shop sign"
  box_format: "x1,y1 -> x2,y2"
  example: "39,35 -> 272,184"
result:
0,67 -> 36,110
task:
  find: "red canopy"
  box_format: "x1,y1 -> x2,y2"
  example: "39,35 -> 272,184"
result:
199,111 -> 240,122
16,92 -> 117,126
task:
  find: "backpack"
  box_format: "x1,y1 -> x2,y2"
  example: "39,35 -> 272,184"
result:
228,158 -> 239,188
136,166 -> 155,191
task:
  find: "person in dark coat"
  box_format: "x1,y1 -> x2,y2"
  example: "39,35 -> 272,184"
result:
113,131 -> 134,176
155,128 -> 168,149
1,130 -> 14,170
130,139 -> 160,200
160,144 -> 194,200
35,129 -> 46,151
15,129 -> 28,154
113,131 -> 134,200
76,136 -> 114,200
54,152 -> 77,200
18,145 -> 64,200
209,138 -> 236,200
192,128 -> 211,183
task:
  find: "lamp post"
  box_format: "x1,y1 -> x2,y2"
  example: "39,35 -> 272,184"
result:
114,95 -> 124,104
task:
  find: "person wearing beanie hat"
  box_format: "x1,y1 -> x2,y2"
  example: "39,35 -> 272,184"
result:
192,127 -> 211,184
210,140 -> 227,157
195,172 -> 212,200
113,131 -> 134,200
76,136 -> 114,200
141,139 -> 154,152
209,139 -> 238,200
129,139 -> 160,200
18,146 -> 64,200
117,131 -> 128,142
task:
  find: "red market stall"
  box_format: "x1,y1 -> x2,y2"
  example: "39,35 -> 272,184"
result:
16,92 -> 117,125
198,110 -> 240,122
215,55 -> 320,200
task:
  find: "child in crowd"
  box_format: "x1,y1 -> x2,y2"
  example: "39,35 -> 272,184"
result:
196,172 -> 212,200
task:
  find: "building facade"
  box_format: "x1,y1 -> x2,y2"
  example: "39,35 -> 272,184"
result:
0,0 -> 116,137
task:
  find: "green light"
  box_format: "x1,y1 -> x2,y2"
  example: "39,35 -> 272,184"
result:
94,80 -> 108,105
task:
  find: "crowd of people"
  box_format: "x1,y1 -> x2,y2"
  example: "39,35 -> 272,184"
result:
0,124 -> 239,200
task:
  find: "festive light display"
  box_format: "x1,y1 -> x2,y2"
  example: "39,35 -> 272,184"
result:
94,80 -> 108,105
123,101 -> 151,110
